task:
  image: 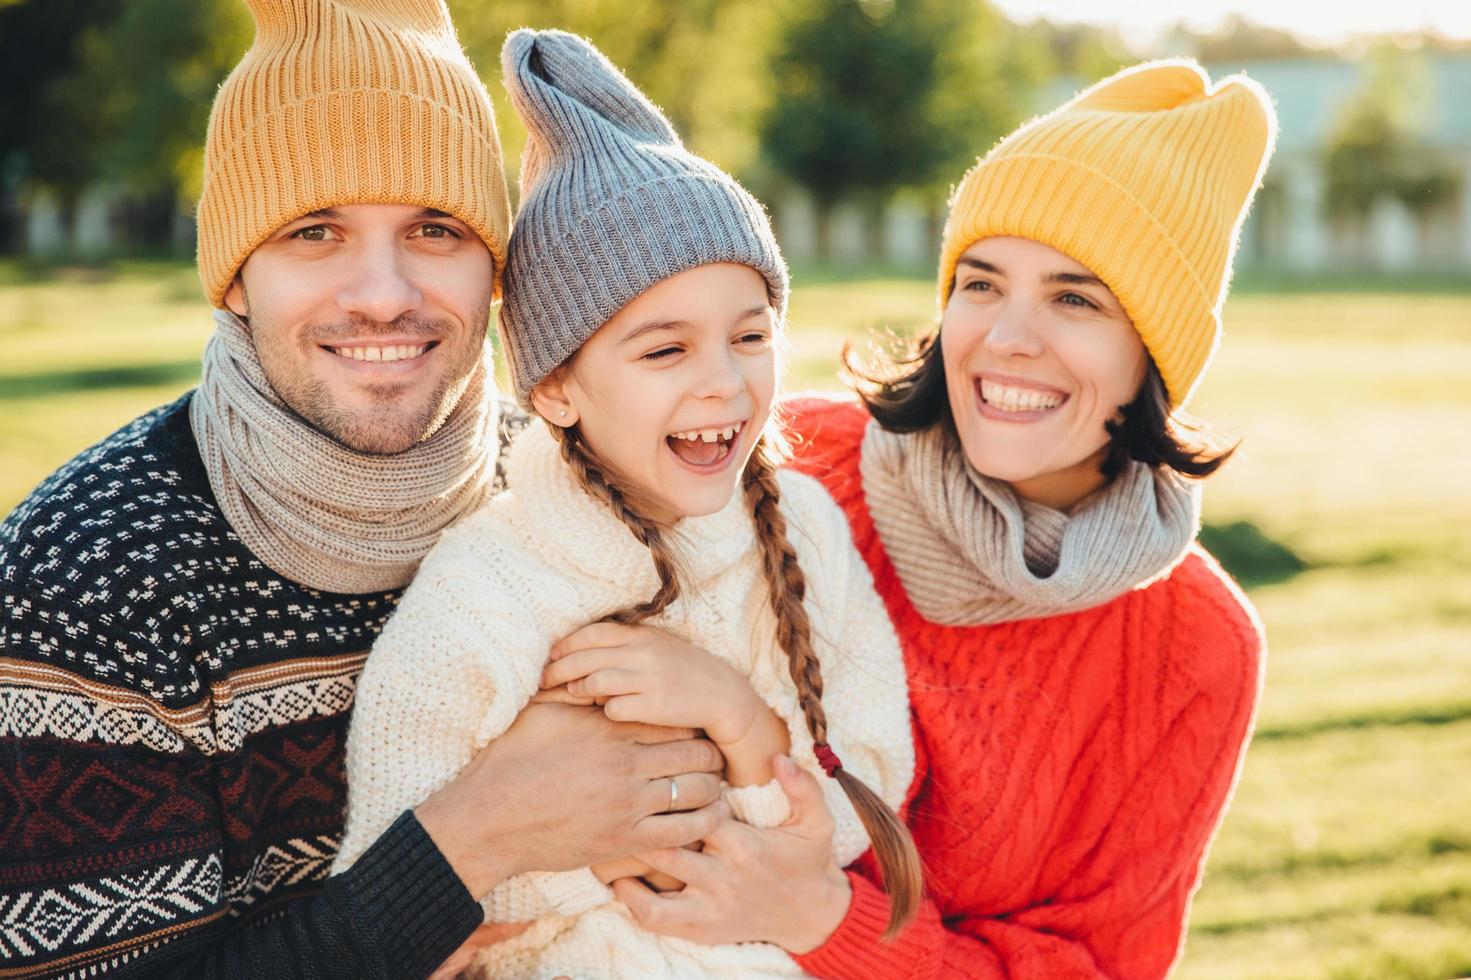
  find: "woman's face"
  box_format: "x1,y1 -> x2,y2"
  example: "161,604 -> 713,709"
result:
531,262 -> 777,523
940,236 -> 1147,509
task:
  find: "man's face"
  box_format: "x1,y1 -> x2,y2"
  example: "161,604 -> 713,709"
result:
224,203 -> 494,455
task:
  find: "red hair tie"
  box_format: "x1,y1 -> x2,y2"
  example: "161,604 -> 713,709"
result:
813,742 -> 843,778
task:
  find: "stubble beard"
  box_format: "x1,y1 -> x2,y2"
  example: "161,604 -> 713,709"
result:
251,302 -> 490,456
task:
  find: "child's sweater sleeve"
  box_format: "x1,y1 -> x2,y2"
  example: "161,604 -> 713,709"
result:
750,471 -> 915,866
331,514 -> 610,919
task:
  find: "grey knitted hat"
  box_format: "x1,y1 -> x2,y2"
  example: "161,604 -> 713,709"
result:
499,29 -> 789,407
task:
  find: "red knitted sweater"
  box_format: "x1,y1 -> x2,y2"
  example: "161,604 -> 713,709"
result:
783,397 -> 1264,980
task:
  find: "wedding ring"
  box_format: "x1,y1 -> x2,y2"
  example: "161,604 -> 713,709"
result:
666,776 -> 680,813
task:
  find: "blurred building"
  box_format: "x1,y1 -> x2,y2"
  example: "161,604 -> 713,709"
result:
774,48 -> 1471,275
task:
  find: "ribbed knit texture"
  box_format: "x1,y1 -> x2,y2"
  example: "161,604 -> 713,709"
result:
338,810 -> 483,979
497,30 -> 789,406
859,420 -> 1200,625
190,309 -> 498,594
333,421 -> 912,978
196,0 -> 512,307
937,61 -> 1278,406
783,398 -> 1265,980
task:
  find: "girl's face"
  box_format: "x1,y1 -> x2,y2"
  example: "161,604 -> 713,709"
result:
940,236 -> 1147,509
532,263 -> 777,523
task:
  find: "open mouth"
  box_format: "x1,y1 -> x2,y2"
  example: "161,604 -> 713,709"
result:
666,420 -> 746,470
322,341 -> 439,363
976,377 -> 1068,418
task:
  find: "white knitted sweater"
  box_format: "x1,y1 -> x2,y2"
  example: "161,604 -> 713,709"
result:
332,423 -> 913,979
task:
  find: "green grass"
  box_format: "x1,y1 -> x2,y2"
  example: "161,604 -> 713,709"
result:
3,259 -> 1470,978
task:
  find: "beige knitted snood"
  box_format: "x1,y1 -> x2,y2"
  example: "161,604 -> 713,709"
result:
860,420 -> 1200,626
190,310 -> 497,594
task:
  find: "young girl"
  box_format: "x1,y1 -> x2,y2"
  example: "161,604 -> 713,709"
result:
331,29 -> 918,979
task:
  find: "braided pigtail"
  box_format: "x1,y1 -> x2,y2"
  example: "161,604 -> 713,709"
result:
742,436 -> 922,939
550,422 -> 682,623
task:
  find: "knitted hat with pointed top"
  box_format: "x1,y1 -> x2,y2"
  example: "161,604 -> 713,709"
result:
196,0 -> 512,308
937,60 -> 1278,407
498,29 -> 788,407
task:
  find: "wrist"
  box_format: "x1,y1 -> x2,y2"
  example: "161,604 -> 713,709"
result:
415,789 -> 517,899
715,705 -> 789,786
781,864 -> 852,955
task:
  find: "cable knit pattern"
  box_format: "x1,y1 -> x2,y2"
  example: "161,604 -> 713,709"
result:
783,397 -> 1264,980
333,422 -> 912,979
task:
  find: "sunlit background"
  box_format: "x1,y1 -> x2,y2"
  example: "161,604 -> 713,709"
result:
2,1 -> 1469,976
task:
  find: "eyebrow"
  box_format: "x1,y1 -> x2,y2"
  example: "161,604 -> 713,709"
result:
1045,271 -> 1106,288
291,207 -> 457,222
621,319 -> 689,344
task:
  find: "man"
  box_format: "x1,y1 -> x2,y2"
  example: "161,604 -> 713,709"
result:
0,2 -> 724,977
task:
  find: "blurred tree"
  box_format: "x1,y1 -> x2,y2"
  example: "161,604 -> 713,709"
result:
449,0 -> 782,199
760,0 -> 1031,259
1324,43 -> 1460,225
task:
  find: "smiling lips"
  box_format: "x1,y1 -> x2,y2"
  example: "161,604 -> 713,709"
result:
975,376 -> 1069,418
324,341 -> 437,363
667,420 -> 746,469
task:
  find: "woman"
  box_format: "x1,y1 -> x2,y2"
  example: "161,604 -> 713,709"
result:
611,60 -> 1278,978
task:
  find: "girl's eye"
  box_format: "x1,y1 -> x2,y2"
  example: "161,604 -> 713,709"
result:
737,332 -> 770,346
642,346 -> 682,362
1060,292 -> 1099,310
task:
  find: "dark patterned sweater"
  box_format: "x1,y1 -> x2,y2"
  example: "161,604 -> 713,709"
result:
0,392 -> 527,979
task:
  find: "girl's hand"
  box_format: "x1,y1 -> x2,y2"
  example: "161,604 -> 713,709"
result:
612,755 -> 854,954
540,623 -> 764,747
427,921 -> 535,979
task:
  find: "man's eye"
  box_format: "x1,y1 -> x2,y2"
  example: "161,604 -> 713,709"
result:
420,224 -> 461,239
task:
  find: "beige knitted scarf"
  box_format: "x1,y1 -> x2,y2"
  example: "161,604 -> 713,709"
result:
860,420 -> 1200,626
190,310 -> 497,594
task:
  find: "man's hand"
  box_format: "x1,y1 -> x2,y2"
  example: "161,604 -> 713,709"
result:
613,755 -> 852,954
415,701 -> 727,899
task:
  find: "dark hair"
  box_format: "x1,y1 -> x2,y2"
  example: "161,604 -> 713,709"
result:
842,328 -> 1236,480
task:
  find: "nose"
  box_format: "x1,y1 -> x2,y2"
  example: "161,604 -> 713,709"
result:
982,305 -> 1045,359
692,348 -> 746,401
335,241 -> 423,325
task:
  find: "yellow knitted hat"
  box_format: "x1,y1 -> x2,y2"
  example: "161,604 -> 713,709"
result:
196,0 -> 511,308
937,60 -> 1277,407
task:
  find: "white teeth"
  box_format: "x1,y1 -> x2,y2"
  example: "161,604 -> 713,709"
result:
670,421 -> 745,443
980,379 -> 1064,413
332,344 -> 429,363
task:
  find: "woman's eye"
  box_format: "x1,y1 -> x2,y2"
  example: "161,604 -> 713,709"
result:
962,279 -> 992,293
1060,292 -> 1098,309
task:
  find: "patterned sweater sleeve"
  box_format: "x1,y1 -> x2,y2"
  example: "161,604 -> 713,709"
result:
754,470 -> 915,866
331,512 -> 609,920
795,595 -> 1264,980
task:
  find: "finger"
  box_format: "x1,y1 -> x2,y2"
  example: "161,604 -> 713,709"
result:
541,646 -> 626,688
774,754 -> 836,836
638,845 -> 717,887
635,737 -> 724,778
552,622 -> 636,660
601,693 -> 661,724
611,875 -> 667,928
634,800 -> 728,851
530,685 -> 598,706
567,667 -> 643,700
616,720 -> 702,745
639,772 -> 721,817
641,869 -> 687,893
